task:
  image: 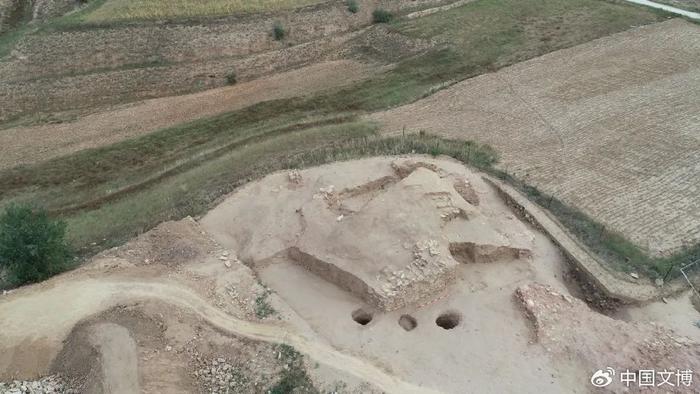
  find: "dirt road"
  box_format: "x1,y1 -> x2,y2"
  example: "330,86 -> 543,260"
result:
87,323 -> 140,393
624,0 -> 700,18
0,278 -> 438,394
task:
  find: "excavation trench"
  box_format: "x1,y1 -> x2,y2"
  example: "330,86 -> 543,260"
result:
449,242 -> 531,264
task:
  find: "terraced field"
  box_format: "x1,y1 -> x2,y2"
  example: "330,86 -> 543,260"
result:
85,0 -> 325,22
372,19 -> 700,256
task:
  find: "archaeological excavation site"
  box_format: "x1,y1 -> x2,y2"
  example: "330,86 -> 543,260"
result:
1,0 -> 699,392
1,156 -> 699,393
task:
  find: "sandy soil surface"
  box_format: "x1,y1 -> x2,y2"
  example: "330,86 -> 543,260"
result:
86,323 -> 139,393
370,20 -> 700,256
1,157 -> 698,393
201,157 -> 534,311
0,60 -> 371,170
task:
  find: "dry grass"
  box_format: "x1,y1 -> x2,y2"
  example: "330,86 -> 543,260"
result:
84,0 -> 324,22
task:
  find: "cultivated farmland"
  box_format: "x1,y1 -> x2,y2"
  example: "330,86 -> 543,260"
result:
372,19 -> 700,257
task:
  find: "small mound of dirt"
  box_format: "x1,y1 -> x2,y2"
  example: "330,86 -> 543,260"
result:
516,282 -> 700,388
105,217 -> 215,266
398,315 -> 417,331
51,304 -> 165,392
436,312 -> 461,330
352,308 -> 373,326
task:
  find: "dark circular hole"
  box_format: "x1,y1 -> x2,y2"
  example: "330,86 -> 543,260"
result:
398,314 -> 417,331
436,312 -> 461,330
352,308 -> 373,325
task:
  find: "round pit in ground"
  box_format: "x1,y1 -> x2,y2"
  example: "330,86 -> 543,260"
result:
352,308 -> 373,325
436,312 -> 461,330
398,315 -> 417,331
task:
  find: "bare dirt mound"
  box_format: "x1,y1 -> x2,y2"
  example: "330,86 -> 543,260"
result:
201,157 -> 533,311
370,19 -> 700,255
517,283 -> 700,392
54,321 -> 139,394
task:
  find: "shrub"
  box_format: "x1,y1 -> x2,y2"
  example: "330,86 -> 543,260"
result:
226,71 -> 237,85
372,8 -> 392,23
0,204 -> 73,286
347,0 -> 359,13
254,285 -> 275,318
272,21 -> 286,41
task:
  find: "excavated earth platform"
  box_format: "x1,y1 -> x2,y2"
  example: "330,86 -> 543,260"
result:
2,156 -> 699,393
201,157 -> 533,311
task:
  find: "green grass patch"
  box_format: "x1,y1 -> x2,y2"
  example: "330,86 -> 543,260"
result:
347,0 -> 359,14
492,172 -> 700,280
255,285 -> 276,319
0,24 -> 33,59
372,8 -> 393,23
271,344 -> 317,394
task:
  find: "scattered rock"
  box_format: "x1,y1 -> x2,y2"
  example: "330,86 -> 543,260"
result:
629,272 -> 639,279
0,375 -> 71,394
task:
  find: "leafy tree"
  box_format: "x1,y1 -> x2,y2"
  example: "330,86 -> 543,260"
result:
0,204 -> 73,286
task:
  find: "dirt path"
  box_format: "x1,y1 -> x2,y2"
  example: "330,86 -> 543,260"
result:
0,60 -> 372,170
624,0 -> 700,18
0,278 -> 438,394
88,323 -> 140,394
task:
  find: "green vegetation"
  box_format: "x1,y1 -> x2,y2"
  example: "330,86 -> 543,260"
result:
255,285 -> 276,318
273,21 -> 286,40
0,24 -> 31,59
347,0 -> 359,14
372,8 -> 392,23
271,344 -> 317,394
495,174 -> 700,279
0,204 -> 73,287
